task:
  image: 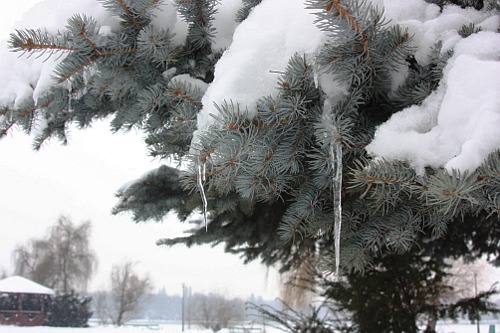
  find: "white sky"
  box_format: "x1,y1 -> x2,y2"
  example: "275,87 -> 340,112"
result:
0,0 -> 281,299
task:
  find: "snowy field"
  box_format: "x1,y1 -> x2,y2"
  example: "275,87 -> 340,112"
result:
0,321 -> 498,333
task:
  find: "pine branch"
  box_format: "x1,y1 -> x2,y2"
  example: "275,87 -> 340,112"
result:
9,29 -> 79,54
425,169 -> 483,218
235,0 -> 263,22
176,0 -> 210,25
350,160 -> 425,194
58,58 -> 95,83
118,0 -> 142,30
167,87 -> 201,105
100,0 -> 159,31
174,0 -> 217,52
325,0 -> 366,38
0,118 -> 15,139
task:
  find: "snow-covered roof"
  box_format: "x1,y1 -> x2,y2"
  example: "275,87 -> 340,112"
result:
0,276 -> 55,295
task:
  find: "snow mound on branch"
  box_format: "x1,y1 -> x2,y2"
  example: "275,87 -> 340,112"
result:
365,1 -> 500,173
367,31 -> 500,173
195,0 -> 324,131
212,0 -> 243,50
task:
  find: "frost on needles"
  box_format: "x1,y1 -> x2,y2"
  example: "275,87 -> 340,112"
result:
0,0 -> 499,276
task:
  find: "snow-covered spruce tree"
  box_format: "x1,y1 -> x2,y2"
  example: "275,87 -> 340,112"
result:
1,0 -> 499,304
44,291 -> 93,327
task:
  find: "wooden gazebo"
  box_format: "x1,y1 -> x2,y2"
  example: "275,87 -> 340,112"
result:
0,276 -> 55,326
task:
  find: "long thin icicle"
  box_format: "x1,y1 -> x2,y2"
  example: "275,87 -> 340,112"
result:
331,137 -> 343,276
197,161 -> 208,231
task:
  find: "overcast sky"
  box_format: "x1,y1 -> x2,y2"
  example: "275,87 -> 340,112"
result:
0,0 -> 281,299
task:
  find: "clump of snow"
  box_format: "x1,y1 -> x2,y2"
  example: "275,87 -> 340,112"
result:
151,1 -> 189,46
365,2 -> 500,173
195,0 -> 325,132
170,74 -> 209,93
11,0 -> 118,35
376,0 -> 498,65
367,31 -> 500,173
212,0 -> 243,50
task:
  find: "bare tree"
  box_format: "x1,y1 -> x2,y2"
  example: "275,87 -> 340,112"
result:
93,291 -> 113,325
425,258 -> 495,331
442,258 -> 493,301
12,215 -> 97,292
189,292 -> 245,331
96,261 -> 152,326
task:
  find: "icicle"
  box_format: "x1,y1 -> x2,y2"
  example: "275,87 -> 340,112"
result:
197,161 -> 208,231
330,136 -> 343,276
312,52 -> 320,89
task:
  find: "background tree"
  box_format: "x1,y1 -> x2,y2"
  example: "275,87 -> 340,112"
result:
0,267 -> 7,279
314,210 -> 499,333
93,290 -> 112,325
320,253 -> 498,333
188,292 -> 246,331
12,215 -> 97,292
436,258 -> 494,307
95,261 -> 152,326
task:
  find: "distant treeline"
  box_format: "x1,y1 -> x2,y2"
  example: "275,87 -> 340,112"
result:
88,289 -> 280,321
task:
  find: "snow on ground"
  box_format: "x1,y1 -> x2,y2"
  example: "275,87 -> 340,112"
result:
0,324 -> 226,333
0,322 -> 498,333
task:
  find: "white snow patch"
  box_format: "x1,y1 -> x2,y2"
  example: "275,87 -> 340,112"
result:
212,0 -> 243,50
151,1 -> 189,46
378,0 -> 498,65
0,275 -> 55,295
367,32 -> 500,173
195,0 -> 325,134
171,74 -> 209,93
